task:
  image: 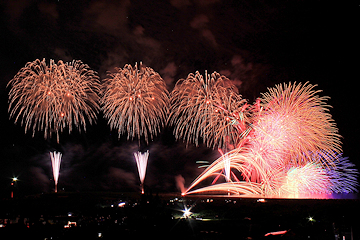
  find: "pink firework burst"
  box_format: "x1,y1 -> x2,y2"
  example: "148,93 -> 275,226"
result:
279,163 -> 331,198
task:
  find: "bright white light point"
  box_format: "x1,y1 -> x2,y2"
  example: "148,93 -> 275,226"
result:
308,216 -> 315,222
183,207 -> 191,217
12,177 -> 18,182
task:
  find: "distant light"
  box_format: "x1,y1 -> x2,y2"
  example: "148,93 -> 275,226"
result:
308,216 -> 315,222
64,221 -> 77,228
118,202 -> 125,207
12,177 -> 18,182
183,207 -> 191,218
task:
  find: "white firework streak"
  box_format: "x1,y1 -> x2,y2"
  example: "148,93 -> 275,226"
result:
134,151 -> 149,193
184,148 -> 269,196
224,154 -> 231,182
50,151 -> 62,193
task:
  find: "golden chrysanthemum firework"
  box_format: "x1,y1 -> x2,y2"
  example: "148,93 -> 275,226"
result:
168,71 -> 249,150
101,62 -> 169,144
8,58 -> 101,142
251,82 -> 342,168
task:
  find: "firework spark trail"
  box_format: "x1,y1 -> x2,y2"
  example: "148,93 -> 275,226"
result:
184,148 -> 272,196
8,59 -> 101,142
185,182 -> 263,196
326,155 -> 359,193
134,151 -> 149,194
224,154 -> 231,182
101,63 -> 169,144
168,71 -> 249,151
50,151 -> 62,193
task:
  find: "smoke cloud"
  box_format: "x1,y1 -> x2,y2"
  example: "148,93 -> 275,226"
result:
175,174 -> 186,194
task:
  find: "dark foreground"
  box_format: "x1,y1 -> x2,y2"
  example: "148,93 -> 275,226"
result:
0,192 -> 359,240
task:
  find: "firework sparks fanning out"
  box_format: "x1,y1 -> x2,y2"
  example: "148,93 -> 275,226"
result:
168,71 -> 249,151
255,82 -> 342,167
184,148 -> 269,196
8,59 -> 101,142
101,63 -> 169,144
182,81 -> 358,198
279,163 -> 331,198
50,151 -> 62,193
134,151 -> 149,194
326,155 -> 359,193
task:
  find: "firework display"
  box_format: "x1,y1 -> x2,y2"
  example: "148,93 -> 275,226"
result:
326,155 -> 359,193
101,62 -> 169,144
8,59 -> 101,142
134,151 -> 149,194
168,71 -> 249,151
8,58 -> 358,198
255,82 -> 342,167
50,151 -> 62,193
279,163 -> 331,198
179,82 -> 358,198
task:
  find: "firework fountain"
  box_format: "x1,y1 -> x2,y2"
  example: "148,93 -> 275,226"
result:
101,63 -> 169,193
134,151 -> 149,194
50,151 -> 62,193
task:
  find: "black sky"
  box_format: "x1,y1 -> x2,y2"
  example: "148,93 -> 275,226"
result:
0,0 -> 358,196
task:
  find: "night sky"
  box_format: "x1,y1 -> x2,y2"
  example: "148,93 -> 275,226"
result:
0,0 -> 358,196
